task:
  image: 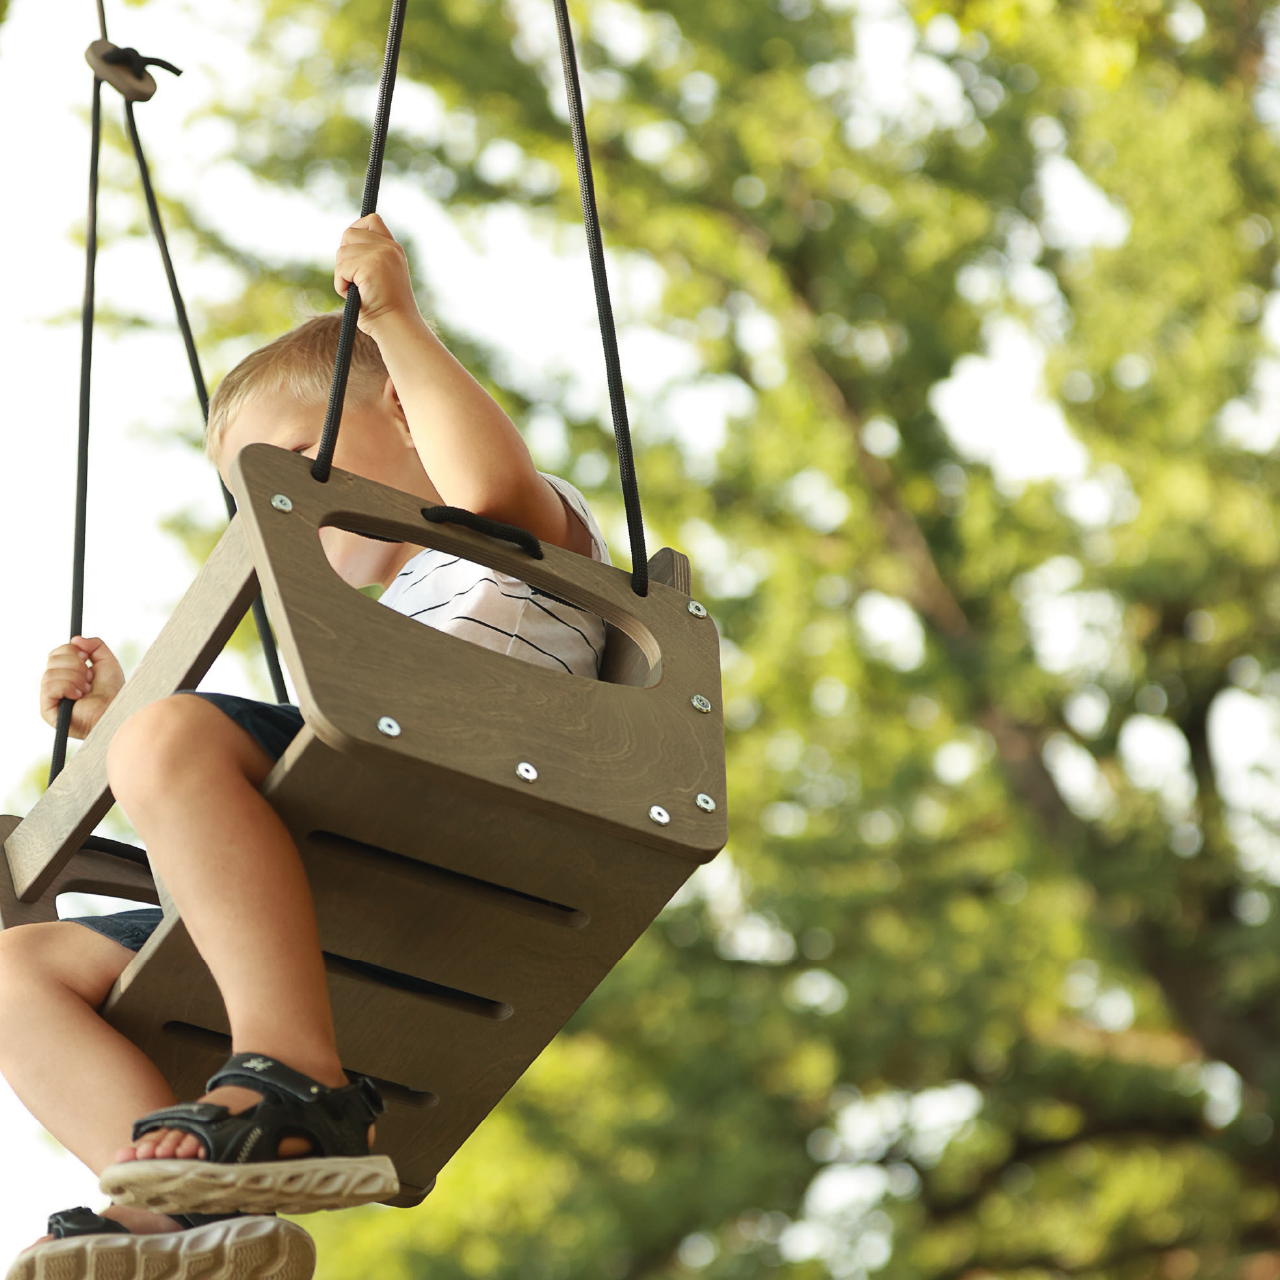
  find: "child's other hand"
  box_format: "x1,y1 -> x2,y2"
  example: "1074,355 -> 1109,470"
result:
40,636 -> 126,739
334,214 -> 421,335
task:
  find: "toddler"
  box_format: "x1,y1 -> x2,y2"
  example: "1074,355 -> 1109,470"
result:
3,214 -> 608,1280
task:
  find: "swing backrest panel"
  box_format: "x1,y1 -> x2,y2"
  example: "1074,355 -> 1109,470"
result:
3,445 -> 727,1208
230,445 -> 726,860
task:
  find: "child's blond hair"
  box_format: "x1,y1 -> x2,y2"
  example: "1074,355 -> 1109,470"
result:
206,315 -> 390,460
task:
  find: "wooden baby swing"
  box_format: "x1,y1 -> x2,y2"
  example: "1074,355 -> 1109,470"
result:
0,0 -> 726,1208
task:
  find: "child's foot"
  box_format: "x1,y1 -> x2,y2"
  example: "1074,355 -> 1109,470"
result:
112,1083 -> 372,1163
24,1204 -> 179,1251
98,1052 -> 398,1215
9,1205 -> 315,1280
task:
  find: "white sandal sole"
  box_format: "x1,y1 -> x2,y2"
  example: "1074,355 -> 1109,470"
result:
99,1154 -> 399,1215
5,1215 -> 316,1280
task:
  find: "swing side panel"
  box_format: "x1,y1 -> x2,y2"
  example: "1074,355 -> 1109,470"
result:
2,520 -> 258,901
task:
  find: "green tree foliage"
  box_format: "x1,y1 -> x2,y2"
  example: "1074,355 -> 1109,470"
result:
151,0 -> 1280,1271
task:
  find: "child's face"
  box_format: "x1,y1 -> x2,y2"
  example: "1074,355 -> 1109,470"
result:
217,384 -> 430,588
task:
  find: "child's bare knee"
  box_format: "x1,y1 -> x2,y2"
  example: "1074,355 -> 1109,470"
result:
0,923 -> 47,983
107,696 -> 272,813
106,694 -> 212,806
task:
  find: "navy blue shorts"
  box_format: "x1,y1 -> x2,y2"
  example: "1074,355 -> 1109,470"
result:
66,693 -> 304,953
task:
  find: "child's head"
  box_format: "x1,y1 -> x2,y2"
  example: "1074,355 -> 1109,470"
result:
206,315 -> 390,465
209,313 -> 432,588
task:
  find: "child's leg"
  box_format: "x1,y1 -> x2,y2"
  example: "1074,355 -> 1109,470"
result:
0,921 -> 173,1173
0,920 -> 192,1239
104,693 -> 351,1162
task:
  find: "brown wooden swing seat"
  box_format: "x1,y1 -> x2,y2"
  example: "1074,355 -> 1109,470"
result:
0,443 -> 727,1208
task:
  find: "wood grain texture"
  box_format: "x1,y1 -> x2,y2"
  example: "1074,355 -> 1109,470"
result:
229,444 -> 728,859
103,728 -> 694,1204
3,521 -> 258,901
648,546 -> 692,595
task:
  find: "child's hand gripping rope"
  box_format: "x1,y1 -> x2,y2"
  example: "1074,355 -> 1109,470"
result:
40,636 -> 125,740
334,213 -> 421,336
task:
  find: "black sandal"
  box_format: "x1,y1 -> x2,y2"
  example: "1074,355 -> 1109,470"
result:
97,1052 -> 398,1215
5,1206 -> 315,1280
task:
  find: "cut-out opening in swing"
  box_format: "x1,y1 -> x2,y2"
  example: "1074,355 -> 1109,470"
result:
56,891 -> 155,920
321,950 -> 513,1021
317,517 -> 662,689
308,831 -> 589,929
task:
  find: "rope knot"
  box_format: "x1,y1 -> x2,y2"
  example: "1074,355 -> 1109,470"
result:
101,46 -> 183,80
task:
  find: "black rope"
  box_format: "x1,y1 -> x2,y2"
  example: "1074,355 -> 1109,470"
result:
312,0 -> 409,484
50,20 -> 292,785
122,99 -> 289,705
81,835 -> 151,867
102,46 -> 182,80
422,507 -> 543,560
123,99 -> 205,417
49,74 -> 105,786
551,0 -> 647,596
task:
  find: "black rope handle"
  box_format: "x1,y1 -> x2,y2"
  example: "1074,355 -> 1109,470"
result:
422,507 -> 543,559
311,0 -> 408,485
551,0 -> 647,597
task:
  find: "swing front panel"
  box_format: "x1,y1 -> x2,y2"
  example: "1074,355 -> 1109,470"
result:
102,727 -> 699,1206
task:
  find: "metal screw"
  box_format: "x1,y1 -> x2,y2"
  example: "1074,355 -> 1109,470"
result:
688,600 -> 708,619
691,695 -> 712,713
696,793 -> 717,813
649,805 -> 671,826
271,493 -> 293,513
517,761 -> 539,783
377,716 -> 401,737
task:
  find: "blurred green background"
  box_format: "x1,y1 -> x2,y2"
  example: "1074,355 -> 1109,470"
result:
27,0 -> 1280,1272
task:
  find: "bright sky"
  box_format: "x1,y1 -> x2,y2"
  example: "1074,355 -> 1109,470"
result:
1,0 -> 1278,1269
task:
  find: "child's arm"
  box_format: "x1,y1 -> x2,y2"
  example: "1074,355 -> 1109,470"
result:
39,636 -> 126,738
335,215 -> 593,558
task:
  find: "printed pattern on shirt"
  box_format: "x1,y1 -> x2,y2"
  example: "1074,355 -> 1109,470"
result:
377,474 -> 610,679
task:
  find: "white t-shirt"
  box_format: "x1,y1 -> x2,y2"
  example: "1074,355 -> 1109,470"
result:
378,475 -> 610,679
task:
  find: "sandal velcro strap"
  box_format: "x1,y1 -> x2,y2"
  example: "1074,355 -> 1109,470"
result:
207,1053 -> 384,1119
47,1207 -> 131,1239
132,1101 -> 229,1138
129,1052 -> 385,1165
